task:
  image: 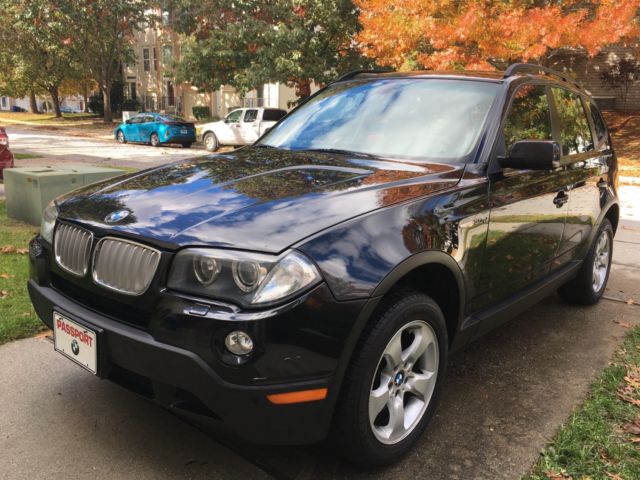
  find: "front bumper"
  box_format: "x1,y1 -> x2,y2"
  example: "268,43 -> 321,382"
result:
29,279 -> 340,444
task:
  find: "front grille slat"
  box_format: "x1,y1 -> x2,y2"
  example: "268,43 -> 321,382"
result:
92,237 -> 160,296
54,223 -> 93,276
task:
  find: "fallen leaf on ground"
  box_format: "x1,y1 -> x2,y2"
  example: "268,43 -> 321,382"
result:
0,290 -> 8,299
626,298 -> 635,305
0,245 -> 16,254
614,320 -> 632,328
622,417 -> 640,435
606,473 -> 623,480
15,248 -> 28,254
544,471 -> 572,480
0,273 -> 9,279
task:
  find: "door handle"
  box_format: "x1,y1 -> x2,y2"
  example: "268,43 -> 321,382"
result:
553,191 -> 569,208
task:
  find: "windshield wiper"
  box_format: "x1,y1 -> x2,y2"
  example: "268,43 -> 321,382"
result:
301,148 -> 380,159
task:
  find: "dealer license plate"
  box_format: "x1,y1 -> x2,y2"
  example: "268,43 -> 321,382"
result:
180,128 -> 187,134
53,312 -> 97,374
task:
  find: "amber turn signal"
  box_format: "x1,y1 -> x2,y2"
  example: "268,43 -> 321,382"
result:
266,388 -> 328,405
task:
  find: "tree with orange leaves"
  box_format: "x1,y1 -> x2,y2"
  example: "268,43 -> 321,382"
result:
355,0 -> 640,71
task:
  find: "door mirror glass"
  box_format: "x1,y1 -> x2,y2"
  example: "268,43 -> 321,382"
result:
499,140 -> 561,170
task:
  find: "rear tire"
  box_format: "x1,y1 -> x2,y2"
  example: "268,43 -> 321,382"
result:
150,133 -> 160,147
558,218 -> 613,305
203,132 -> 219,152
332,288 -> 448,467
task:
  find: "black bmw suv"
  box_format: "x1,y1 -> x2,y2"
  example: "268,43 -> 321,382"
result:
28,64 -> 618,466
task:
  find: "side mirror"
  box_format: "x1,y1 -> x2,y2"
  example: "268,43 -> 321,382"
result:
499,140 -> 561,170
125,120 -> 131,124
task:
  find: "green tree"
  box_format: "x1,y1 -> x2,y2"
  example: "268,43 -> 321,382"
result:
171,0 -> 375,102
0,1 -> 79,117
72,0 -> 150,122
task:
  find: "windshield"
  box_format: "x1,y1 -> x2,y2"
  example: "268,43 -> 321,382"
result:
257,78 -> 498,162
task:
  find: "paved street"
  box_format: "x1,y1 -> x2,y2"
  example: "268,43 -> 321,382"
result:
6,125 -> 207,170
1,152 -> 639,479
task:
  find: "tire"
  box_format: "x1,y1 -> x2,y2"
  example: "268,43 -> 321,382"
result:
332,288 -> 448,467
150,133 -> 160,147
558,218 -> 613,305
182,142 -> 192,149
116,130 -> 126,144
203,132 -> 219,152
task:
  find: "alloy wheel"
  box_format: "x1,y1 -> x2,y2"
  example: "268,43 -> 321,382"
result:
592,230 -> 610,293
369,320 -> 439,445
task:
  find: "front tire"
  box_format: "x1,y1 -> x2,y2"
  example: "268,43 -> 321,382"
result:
182,142 -> 192,148
116,130 -> 126,144
203,132 -> 219,152
150,133 -> 160,147
333,288 -> 448,467
558,218 -> 613,305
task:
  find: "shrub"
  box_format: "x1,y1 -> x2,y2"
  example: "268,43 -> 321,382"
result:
192,106 -> 211,120
87,93 -> 104,115
121,98 -> 141,112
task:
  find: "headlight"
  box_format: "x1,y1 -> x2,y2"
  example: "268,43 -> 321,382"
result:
167,249 -> 321,306
40,200 -> 59,244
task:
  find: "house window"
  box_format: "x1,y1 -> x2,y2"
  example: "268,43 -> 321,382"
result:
128,82 -> 137,101
1,97 -> 6,108
143,48 -> 150,72
153,48 -> 158,71
162,45 -> 172,65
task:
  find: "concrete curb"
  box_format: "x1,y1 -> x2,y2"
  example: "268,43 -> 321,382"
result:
620,176 -> 640,186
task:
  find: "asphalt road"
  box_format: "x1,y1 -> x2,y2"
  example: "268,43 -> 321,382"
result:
1,141 -> 639,479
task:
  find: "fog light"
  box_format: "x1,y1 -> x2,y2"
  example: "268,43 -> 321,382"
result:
225,331 -> 253,355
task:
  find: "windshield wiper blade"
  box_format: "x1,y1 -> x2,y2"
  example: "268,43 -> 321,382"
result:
302,148 -> 379,158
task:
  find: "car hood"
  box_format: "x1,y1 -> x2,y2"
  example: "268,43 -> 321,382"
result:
57,147 -> 464,253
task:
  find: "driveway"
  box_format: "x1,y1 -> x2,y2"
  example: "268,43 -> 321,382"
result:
1,188 -> 639,480
6,125 -> 207,170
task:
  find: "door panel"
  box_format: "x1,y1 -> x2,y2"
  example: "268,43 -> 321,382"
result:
480,83 -> 569,311
138,115 -> 155,143
240,109 -> 260,143
218,109 -> 244,144
551,89 -> 608,265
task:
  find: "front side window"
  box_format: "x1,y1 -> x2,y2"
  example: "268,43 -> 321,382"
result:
551,87 -> 594,156
503,84 -> 553,153
258,79 -> 498,162
244,109 -> 258,123
225,110 -> 243,123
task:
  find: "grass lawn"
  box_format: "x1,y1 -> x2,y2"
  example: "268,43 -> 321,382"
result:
525,326 -> 640,480
13,153 -> 43,160
0,201 -> 45,345
0,111 -> 100,125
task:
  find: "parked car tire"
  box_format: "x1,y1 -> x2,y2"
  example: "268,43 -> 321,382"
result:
558,218 -> 613,305
182,142 -> 192,149
203,132 -> 219,152
150,133 -> 160,147
116,130 -> 126,144
333,288 -> 448,467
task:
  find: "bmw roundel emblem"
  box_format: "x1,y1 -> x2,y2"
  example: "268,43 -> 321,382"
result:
71,339 -> 80,356
105,209 -> 131,223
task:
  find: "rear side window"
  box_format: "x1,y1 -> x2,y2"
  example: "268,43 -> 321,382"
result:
589,103 -> 608,148
503,84 -> 553,152
263,109 -> 286,122
551,87 -> 594,155
244,109 -> 258,122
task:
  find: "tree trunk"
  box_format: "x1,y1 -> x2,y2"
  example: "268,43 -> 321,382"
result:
49,86 -> 62,117
103,86 -> 112,123
29,90 -> 38,113
82,82 -> 89,113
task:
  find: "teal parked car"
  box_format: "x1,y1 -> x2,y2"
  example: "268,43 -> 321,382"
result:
115,113 -> 196,148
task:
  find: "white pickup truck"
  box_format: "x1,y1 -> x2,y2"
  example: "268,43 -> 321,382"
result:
200,107 -> 288,151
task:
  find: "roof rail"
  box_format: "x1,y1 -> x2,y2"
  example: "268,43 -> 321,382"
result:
333,69 -> 391,83
503,63 -> 582,89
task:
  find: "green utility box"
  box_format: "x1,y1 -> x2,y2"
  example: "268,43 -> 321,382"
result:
4,166 -> 125,225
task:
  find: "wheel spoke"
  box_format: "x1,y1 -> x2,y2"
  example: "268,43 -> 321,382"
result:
406,371 -> 435,401
384,333 -> 403,368
388,395 -> 406,437
369,376 -> 391,420
403,328 -> 430,364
